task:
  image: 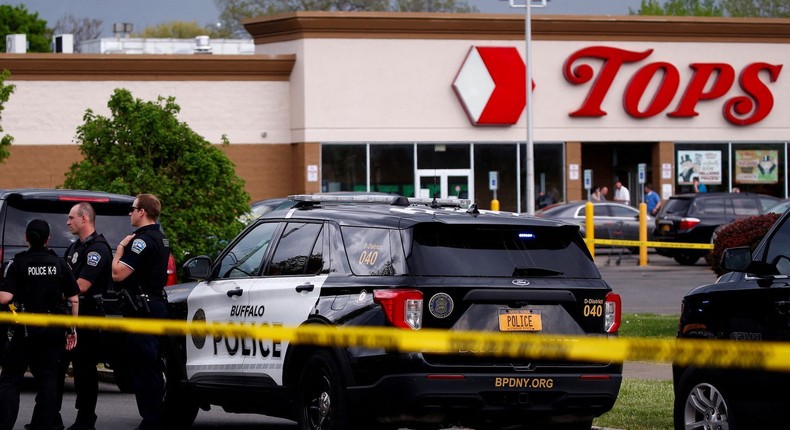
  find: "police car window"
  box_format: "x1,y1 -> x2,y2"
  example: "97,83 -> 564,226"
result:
267,222 -> 323,276
407,224 -> 598,278
341,227 -> 406,276
765,217 -> 790,275
218,222 -> 278,279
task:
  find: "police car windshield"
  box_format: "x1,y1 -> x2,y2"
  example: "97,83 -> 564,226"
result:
406,224 -> 598,278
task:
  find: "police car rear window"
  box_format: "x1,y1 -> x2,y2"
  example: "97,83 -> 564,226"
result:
341,227 -> 406,276
406,224 -> 598,278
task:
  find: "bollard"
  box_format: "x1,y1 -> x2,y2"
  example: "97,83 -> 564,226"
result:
639,202 -> 648,266
491,199 -> 500,211
585,201 -> 594,258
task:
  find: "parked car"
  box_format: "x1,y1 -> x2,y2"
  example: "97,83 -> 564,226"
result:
653,192 -> 779,265
0,188 -> 178,285
673,207 -> 790,429
767,197 -> 790,214
536,201 -> 655,244
163,194 -> 623,430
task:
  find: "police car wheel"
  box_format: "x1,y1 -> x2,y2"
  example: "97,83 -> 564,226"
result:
297,350 -> 354,430
674,376 -> 738,430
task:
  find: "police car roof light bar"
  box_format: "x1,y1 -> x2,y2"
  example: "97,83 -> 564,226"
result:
287,194 -> 470,209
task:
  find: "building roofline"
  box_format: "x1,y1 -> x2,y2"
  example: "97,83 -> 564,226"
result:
243,11 -> 790,44
1,54 -> 296,81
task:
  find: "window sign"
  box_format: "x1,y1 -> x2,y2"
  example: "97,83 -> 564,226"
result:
735,149 -> 779,184
677,150 -> 721,185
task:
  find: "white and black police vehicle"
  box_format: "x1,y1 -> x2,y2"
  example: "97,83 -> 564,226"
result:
163,194 -> 623,430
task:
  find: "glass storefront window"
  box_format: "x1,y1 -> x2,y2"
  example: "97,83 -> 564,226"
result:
522,143 -> 564,211
370,144 -> 415,197
474,144 -> 517,212
417,144 -> 470,169
731,143 -> 785,197
675,143 -> 730,194
321,144 -> 366,192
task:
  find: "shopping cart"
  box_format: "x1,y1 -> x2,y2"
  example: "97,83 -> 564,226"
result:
604,221 -> 632,266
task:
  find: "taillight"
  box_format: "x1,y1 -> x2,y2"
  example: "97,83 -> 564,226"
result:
373,289 -> 423,330
604,292 -> 621,334
166,254 -> 178,286
679,217 -> 701,231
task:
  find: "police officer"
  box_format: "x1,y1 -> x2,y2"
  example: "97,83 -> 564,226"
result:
0,219 -> 80,430
111,194 -> 170,430
60,202 -> 113,430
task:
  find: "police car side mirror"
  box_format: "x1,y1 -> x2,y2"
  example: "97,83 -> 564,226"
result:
721,246 -> 776,277
183,256 -> 212,281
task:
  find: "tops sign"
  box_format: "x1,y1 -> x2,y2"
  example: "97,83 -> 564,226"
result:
454,45 -> 783,127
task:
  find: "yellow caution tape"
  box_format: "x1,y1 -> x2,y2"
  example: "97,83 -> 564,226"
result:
1,312 -> 788,371
586,238 -> 714,250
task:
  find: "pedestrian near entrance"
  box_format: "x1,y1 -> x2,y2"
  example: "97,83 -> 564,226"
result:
693,177 -> 707,193
0,220 -> 80,430
111,194 -> 170,430
644,183 -> 662,215
613,180 -> 630,205
58,203 -> 113,430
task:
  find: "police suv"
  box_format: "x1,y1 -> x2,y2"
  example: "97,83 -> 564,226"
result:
163,195 -> 622,430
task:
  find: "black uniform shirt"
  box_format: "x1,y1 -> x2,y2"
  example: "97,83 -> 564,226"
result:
2,247 -> 79,314
118,224 -> 170,296
65,232 -> 113,315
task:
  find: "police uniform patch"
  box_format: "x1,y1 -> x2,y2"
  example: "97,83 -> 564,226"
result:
86,251 -> 101,267
71,252 -> 79,265
131,238 -> 147,254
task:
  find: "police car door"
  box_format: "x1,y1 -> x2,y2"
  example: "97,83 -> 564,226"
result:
243,221 -> 328,383
186,221 -> 280,380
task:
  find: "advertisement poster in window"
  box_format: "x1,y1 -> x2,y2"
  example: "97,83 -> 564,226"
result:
677,150 -> 721,185
735,149 -> 779,184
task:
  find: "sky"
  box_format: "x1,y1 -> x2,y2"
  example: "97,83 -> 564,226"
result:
6,0 -> 651,37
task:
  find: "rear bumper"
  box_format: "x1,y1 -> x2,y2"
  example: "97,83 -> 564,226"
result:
348,370 -> 622,427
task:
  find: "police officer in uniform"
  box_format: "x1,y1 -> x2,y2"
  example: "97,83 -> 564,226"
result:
0,219 -> 80,430
60,202 -> 114,430
111,194 -> 170,430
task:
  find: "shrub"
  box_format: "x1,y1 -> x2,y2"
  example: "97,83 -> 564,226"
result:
706,212 -> 781,276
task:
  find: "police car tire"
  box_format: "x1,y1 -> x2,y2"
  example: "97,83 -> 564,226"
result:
674,373 -> 739,430
163,353 -> 199,429
297,350 -> 357,430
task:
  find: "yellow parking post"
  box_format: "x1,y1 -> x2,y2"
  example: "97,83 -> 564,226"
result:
639,202 -> 648,266
491,199 -> 499,211
585,201 -> 594,258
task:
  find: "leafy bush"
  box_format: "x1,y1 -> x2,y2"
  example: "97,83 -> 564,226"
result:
63,88 -> 250,265
706,212 -> 781,276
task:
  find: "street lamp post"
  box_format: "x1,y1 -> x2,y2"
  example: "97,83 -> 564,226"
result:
507,0 -> 547,215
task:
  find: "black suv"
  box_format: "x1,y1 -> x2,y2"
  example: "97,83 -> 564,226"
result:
673,207 -> 790,429
653,192 -> 778,265
163,194 -> 623,430
0,188 -> 177,285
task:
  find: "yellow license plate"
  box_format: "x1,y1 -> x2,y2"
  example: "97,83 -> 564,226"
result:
498,309 -> 542,332
661,224 -> 670,232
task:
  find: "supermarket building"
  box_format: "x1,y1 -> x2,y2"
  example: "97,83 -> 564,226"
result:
2,12 -> 790,212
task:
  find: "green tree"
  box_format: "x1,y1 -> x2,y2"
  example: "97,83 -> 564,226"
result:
136,20 -> 233,39
723,0 -> 790,17
0,4 -> 50,52
63,89 -> 250,263
0,70 -> 14,163
216,0 -> 477,37
631,0 -> 724,16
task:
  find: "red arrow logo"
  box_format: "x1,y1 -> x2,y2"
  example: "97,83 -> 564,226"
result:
453,46 -> 530,126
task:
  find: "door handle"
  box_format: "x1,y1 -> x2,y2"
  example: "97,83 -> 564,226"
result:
227,288 -> 243,297
296,283 -> 315,293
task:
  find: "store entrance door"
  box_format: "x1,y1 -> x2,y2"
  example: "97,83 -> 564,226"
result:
416,169 -> 473,201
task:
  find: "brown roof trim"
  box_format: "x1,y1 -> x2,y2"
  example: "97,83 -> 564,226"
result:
0,54 -> 296,81
243,11 -> 790,43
